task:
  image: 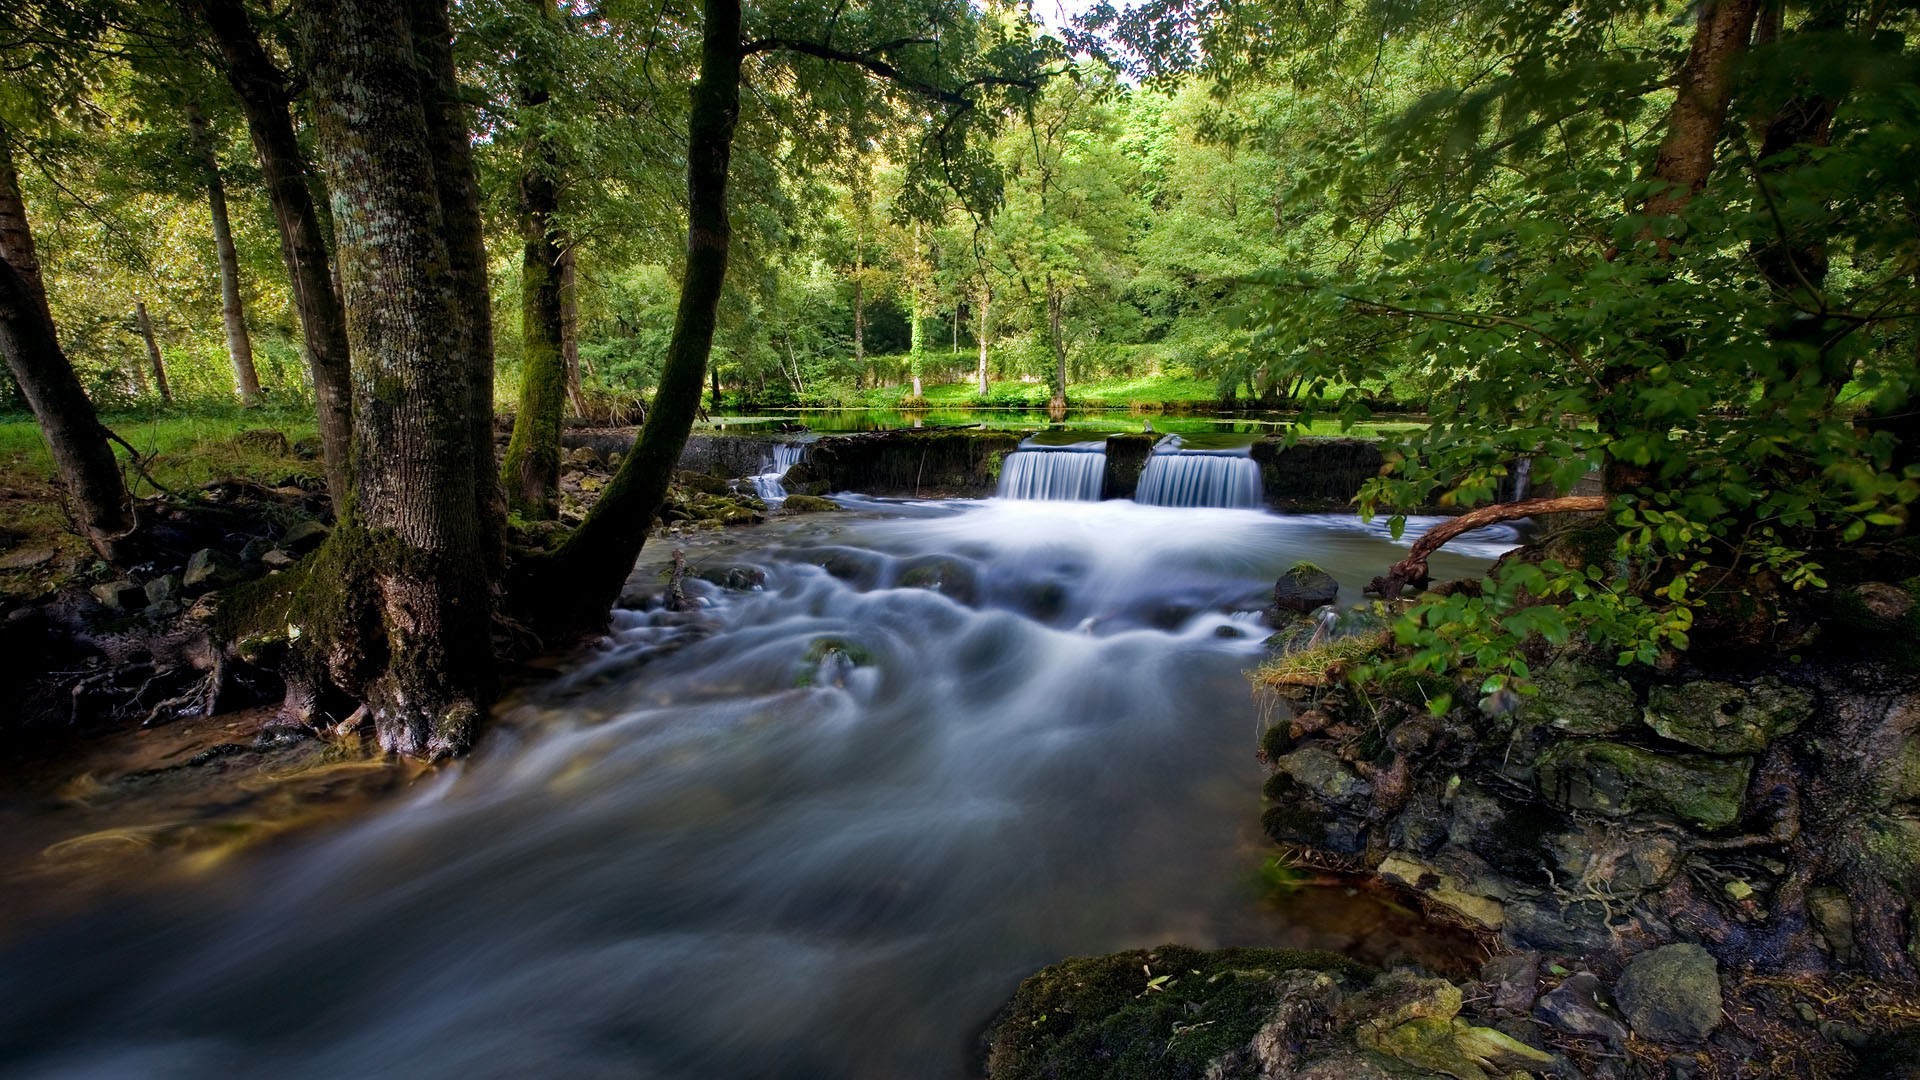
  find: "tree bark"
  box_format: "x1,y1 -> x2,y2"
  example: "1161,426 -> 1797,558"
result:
975,278 -> 990,397
0,129 -> 133,561
193,0 -> 353,510
852,216 -> 865,381
301,0 -> 493,757
1641,0 -> 1760,234
1046,276 -> 1067,417
532,0 -> 742,636
134,300 -> 172,405
185,100 -> 262,407
1366,496 -> 1608,598
560,244 -> 586,416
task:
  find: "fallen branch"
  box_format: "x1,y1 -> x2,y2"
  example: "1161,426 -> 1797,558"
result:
1365,495 -> 1609,597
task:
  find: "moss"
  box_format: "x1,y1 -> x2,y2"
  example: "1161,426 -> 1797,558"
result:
983,945 -> 1369,1080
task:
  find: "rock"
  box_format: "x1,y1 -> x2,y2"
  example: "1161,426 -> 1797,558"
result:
290,435 -> 323,460
1348,971 -> 1463,1030
1265,749 -> 1372,854
183,548 -> 235,591
1517,663 -> 1639,737
1643,678 -> 1812,754
1272,562 -> 1339,614
695,565 -> 766,591
90,579 -> 147,611
1502,898 -> 1627,956
231,428 -> 290,455
1614,944 -> 1721,1043
607,452 -> 622,468
1377,852 -> 1507,929
279,519 -> 331,555
781,494 -> 838,513
676,470 -> 729,495
240,536 -> 275,563
1534,972 -> 1630,1046
566,445 -> 605,471
1480,952 -> 1540,1013
1536,741 -> 1752,829
143,574 -> 180,606
897,556 -> 979,605
0,546 -> 55,571
261,549 -> 297,570
1808,887 -> 1856,962
1856,581 -> 1915,622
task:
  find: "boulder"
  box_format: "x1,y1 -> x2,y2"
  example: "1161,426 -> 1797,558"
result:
1614,943 -> 1721,1043
1533,972 -> 1629,1045
1480,952 -> 1540,1013
182,548 -> 238,591
1535,740 -> 1751,829
1376,852 -> 1507,930
1272,562 -> 1339,614
565,445 -> 605,471
1643,678 -> 1812,754
261,549 -> 297,570
695,565 -> 766,591
90,579 -> 147,611
280,519 -> 331,555
143,575 -> 180,606
676,470 -> 730,495
1517,663 -> 1639,737
781,494 -> 838,513
897,556 -> 979,606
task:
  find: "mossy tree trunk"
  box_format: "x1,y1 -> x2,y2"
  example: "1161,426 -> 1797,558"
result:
524,0 -> 743,637
0,127 -> 132,561
194,0 -> 354,512
500,0 -> 567,519
185,100 -> 262,407
297,0 -> 495,757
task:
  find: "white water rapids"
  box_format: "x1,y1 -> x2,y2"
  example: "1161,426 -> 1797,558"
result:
0,498 -> 1513,1080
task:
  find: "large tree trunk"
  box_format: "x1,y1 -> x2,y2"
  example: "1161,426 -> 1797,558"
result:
0,130 -> 133,561
134,300 -> 172,405
561,244 -> 586,416
185,100 -> 262,407
530,0 -> 742,637
193,0 -> 353,511
300,0 -> 493,758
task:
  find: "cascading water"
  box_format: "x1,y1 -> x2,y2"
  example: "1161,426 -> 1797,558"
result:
1133,438 -> 1263,509
0,501 -> 1516,1080
747,442 -> 806,503
996,441 -> 1108,501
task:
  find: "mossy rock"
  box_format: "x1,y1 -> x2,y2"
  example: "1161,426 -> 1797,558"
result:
897,556 -> 980,606
1536,741 -> 1751,829
675,471 -> 731,496
780,494 -> 839,513
1515,663 -> 1638,737
1642,677 -> 1812,754
983,945 -> 1369,1080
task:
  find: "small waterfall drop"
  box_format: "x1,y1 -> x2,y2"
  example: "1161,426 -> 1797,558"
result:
1133,439 -> 1262,509
748,442 -> 806,503
1510,457 -> 1532,502
997,442 -> 1108,501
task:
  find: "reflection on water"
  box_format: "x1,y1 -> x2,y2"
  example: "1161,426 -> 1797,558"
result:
0,500 -> 1506,1080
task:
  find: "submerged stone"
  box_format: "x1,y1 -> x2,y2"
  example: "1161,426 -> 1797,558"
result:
1614,943 -> 1721,1043
1535,741 -> 1751,829
1642,678 -> 1812,754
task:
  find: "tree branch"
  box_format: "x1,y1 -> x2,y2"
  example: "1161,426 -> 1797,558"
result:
1366,495 -> 1609,598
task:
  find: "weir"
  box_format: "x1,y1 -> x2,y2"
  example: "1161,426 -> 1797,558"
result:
747,443 -> 806,502
1133,439 -> 1263,508
996,441 -> 1109,501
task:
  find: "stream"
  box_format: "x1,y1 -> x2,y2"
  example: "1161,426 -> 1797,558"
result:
0,497 -> 1513,1079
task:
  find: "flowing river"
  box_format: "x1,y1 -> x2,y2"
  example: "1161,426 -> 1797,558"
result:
0,497 -> 1513,1079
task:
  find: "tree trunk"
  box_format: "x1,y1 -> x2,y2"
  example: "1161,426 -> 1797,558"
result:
0,131 -> 133,561
1046,277 -> 1067,417
300,0 -> 493,758
193,0 -> 353,510
976,278 -> 990,397
852,220 -> 865,381
908,221 -> 926,399
134,300 -> 172,405
531,0 -> 742,637
185,100 -> 262,407
500,9 -> 566,521
408,0 -> 504,559
561,244 -> 586,416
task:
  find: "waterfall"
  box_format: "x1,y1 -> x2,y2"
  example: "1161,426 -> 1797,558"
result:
1133,446 -> 1263,509
997,445 -> 1108,501
1510,457 -> 1532,502
749,443 -> 806,503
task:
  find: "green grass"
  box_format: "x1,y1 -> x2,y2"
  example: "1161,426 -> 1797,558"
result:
0,406 -> 320,495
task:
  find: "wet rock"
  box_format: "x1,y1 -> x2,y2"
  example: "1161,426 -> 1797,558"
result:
1517,663 -> 1639,737
676,470 -> 730,495
261,549 -> 297,570
781,494 -> 838,513
280,520 -> 331,555
897,557 -> 979,606
90,580 -> 147,611
1272,562 -> 1339,614
1502,897 -> 1626,956
1377,852 -> 1507,930
566,445 -> 605,471
1535,741 -> 1751,829
1534,972 -> 1629,1046
695,565 -> 766,591
1614,943 -> 1721,1043
778,461 -> 829,496
143,574 -> 179,606
182,548 -> 238,591
1643,678 -> 1812,755
1480,952 -> 1540,1013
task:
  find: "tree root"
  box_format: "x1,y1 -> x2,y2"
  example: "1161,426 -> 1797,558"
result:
1366,495 -> 1608,597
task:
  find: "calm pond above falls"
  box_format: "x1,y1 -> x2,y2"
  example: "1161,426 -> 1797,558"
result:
0,498 -> 1516,1080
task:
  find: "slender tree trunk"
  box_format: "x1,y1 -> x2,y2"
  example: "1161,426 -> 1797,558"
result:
561,244 -> 586,416
134,300 -> 172,405
500,7 -> 566,521
409,0 -> 504,559
711,366 -> 723,412
125,336 -> 150,397
300,0 -> 492,757
0,132 -> 132,561
193,0 -> 353,510
908,221 -> 926,399
534,0 -> 742,636
185,100 -> 262,406
1046,277 -> 1067,417
852,220 -> 865,384
976,278 -> 990,397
